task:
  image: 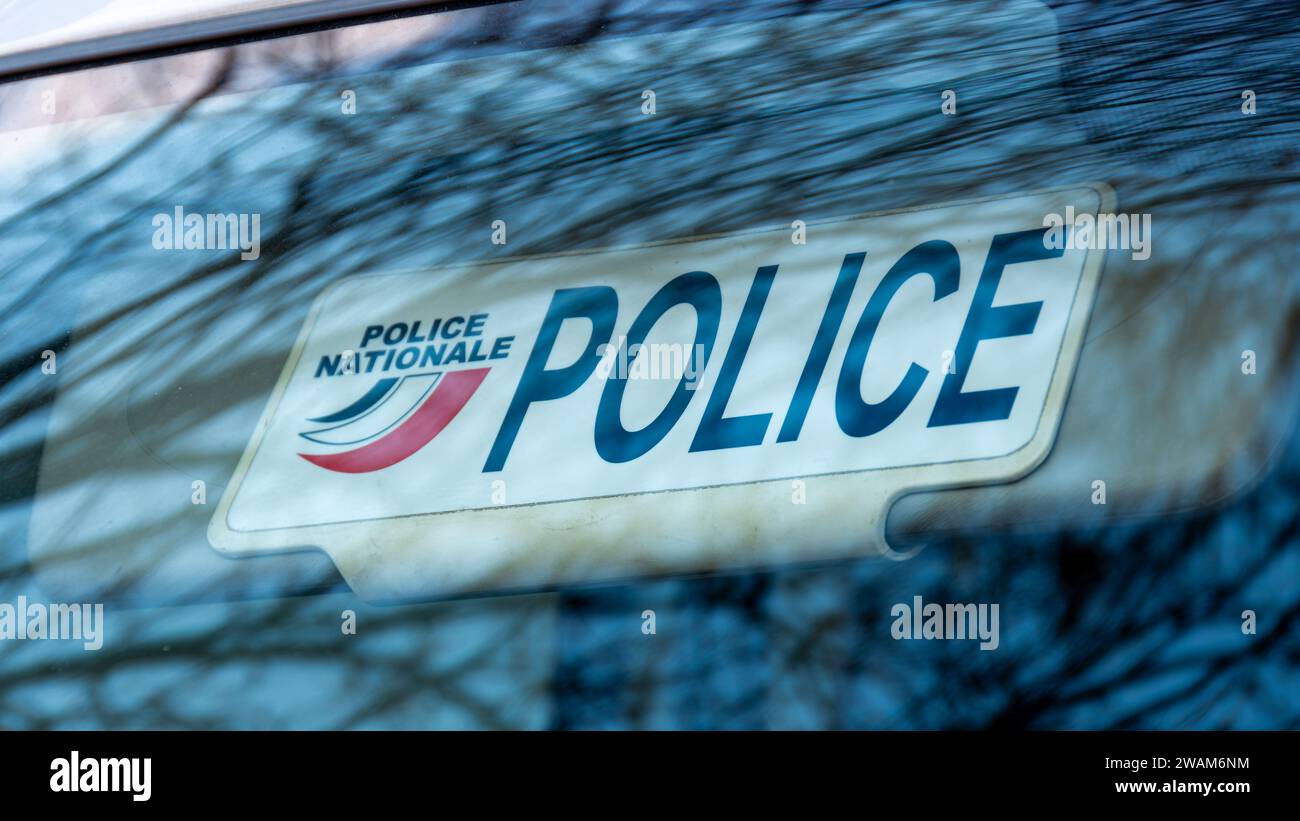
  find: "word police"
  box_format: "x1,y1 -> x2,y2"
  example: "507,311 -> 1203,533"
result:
487,228 -> 1058,470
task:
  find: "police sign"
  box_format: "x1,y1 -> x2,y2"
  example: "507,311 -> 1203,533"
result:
209,186 -> 1110,600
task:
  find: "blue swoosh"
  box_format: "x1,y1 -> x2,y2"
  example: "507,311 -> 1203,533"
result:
307,377 -> 399,424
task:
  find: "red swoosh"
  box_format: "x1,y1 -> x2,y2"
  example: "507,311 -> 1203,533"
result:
299,367 -> 489,473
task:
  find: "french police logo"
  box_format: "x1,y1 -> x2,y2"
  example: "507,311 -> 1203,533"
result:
298,316 -> 512,473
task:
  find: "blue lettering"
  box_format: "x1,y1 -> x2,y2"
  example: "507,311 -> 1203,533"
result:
595,272 -> 720,463
837,240 -> 960,437
690,265 -> 777,452
928,229 -> 1056,427
484,287 -> 618,472
777,253 -> 864,442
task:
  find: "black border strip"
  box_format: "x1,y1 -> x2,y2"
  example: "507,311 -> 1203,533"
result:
8,730 -> 1289,806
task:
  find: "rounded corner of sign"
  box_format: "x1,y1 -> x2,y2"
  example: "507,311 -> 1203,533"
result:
205,503 -> 257,556
204,519 -> 241,556
997,403 -> 1068,482
1081,181 -> 1117,214
937,406 -> 1064,492
1014,426 -> 1059,478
